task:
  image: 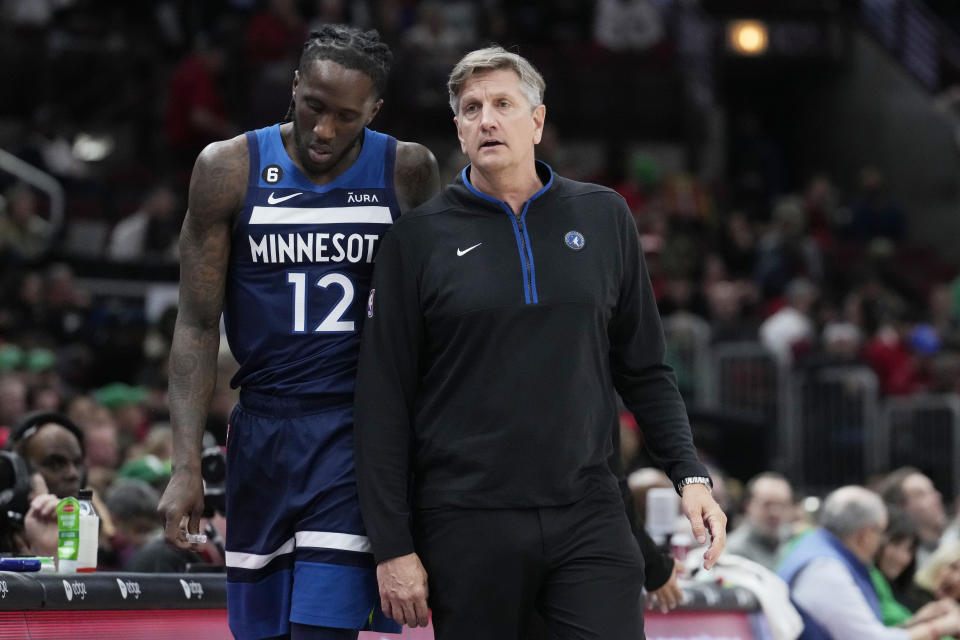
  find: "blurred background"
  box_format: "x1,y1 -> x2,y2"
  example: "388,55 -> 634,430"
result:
3,0 -> 960,570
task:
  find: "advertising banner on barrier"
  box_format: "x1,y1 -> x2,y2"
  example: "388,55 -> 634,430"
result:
645,609 -> 765,639
358,610 -> 765,640
0,572 -> 768,639
361,626 -> 434,639
1,573 -> 227,611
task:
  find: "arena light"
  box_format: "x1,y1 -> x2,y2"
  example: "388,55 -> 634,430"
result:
72,133 -> 114,162
728,19 -> 769,56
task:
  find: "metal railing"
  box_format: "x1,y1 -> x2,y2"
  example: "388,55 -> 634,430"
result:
690,340 -> 960,499
0,147 -> 65,243
878,394 -> 960,499
664,312 -> 712,408
788,365 -> 880,493
701,341 -> 784,427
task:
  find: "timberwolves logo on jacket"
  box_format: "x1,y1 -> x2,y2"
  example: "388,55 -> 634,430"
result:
564,230 -> 585,251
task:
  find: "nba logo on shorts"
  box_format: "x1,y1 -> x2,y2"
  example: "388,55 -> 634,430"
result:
367,289 -> 375,318
564,231 -> 585,251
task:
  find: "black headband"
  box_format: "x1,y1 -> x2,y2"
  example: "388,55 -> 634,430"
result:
6,411 -> 85,455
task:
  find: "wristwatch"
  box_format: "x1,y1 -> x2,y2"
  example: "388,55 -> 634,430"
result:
676,475 -> 713,495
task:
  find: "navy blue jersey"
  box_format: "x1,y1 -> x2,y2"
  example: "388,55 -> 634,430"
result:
223,124 -> 400,397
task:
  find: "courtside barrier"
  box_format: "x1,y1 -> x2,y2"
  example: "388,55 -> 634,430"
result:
0,572 -> 771,639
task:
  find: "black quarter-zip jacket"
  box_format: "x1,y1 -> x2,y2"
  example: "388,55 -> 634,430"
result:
354,162 -> 708,562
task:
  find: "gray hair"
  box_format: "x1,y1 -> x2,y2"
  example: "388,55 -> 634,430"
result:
820,485 -> 886,539
447,46 -> 546,115
105,478 -> 161,524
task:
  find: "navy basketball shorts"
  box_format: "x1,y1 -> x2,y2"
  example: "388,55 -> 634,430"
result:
224,391 -> 399,639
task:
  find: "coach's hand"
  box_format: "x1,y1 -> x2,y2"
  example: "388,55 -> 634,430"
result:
377,552 -> 430,628
680,483 -> 727,570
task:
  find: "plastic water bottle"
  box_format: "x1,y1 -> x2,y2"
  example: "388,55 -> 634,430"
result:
56,497 -> 79,573
76,489 -> 99,573
646,487 -> 680,547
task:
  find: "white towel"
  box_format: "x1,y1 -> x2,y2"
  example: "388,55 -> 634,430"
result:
683,549 -> 804,640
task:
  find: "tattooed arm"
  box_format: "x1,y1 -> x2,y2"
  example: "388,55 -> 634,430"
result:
394,141 -> 440,212
157,136 -> 246,548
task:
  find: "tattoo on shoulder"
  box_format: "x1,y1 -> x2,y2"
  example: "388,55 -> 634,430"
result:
395,142 -> 440,211
188,139 -> 248,225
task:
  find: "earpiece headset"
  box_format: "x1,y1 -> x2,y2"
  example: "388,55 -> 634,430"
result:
0,450 -> 31,530
6,410 -> 88,487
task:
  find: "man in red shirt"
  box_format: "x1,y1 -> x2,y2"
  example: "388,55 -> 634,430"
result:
164,35 -> 236,176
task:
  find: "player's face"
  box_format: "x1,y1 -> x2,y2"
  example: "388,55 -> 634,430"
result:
454,69 -> 545,175
292,59 -> 383,176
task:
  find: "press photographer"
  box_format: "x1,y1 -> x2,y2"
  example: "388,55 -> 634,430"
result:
0,448 -> 58,557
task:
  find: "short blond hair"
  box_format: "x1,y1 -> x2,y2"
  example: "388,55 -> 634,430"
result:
915,541 -> 960,592
447,46 -> 546,115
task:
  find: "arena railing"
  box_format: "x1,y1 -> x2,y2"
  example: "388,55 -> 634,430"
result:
787,365 -> 880,494
0,147 -> 64,247
664,312 -> 713,408
696,340 -> 960,500
701,341 -> 786,427
877,393 -> 960,499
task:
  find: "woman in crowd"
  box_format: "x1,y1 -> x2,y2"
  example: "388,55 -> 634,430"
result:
872,509 -> 921,623
871,511 -> 960,639
914,542 -> 960,608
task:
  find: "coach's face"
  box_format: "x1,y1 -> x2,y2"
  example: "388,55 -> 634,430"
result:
455,69 -> 545,175
292,59 -> 382,176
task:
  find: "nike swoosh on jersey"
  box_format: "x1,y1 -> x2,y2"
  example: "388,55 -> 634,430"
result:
457,243 -> 482,257
267,192 -> 303,205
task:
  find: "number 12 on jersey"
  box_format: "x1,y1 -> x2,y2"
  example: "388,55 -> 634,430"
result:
287,271 -> 355,333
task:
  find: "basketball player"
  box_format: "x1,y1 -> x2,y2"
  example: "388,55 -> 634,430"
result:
157,25 -> 440,640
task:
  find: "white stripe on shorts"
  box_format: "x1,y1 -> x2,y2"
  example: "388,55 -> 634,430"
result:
225,531 -> 372,570
226,536 -> 296,570
295,531 -> 372,554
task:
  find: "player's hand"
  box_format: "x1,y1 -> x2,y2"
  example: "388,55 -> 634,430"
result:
157,467 -> 205,550
680,483 -> 727,570
377,552 -> 429,628
647,558 -> 686,613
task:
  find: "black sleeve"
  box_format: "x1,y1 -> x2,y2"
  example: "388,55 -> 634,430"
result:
610,420 -> 675,591
354,225 -> 422,563
608,200 -> 709,487
637,517 -> 674,590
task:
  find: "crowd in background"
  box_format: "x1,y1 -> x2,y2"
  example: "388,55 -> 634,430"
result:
624,463 -> 960,637
3,4 -> 960,634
